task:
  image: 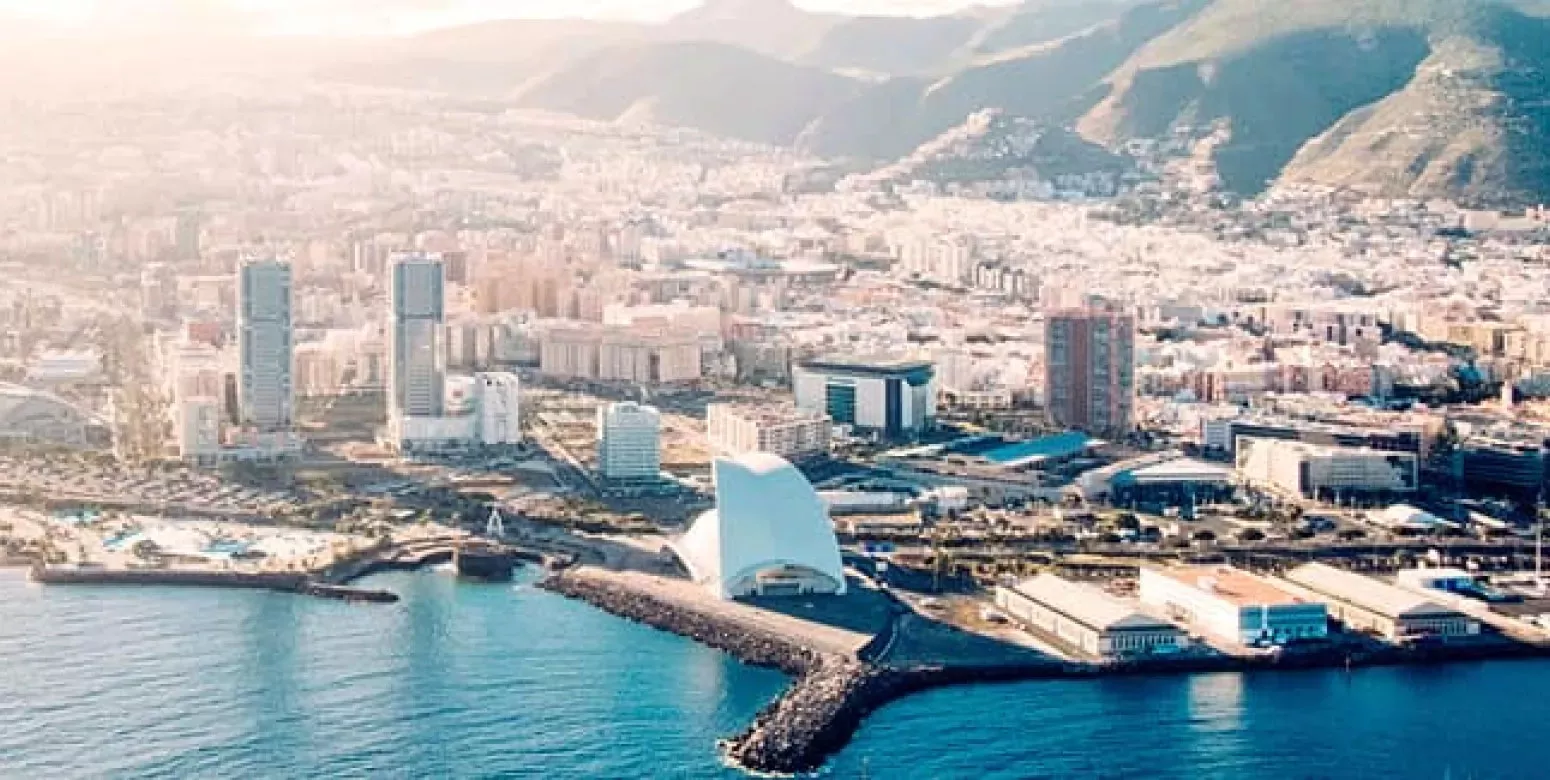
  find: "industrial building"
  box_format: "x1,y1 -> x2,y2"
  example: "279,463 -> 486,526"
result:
1282,563 -> 1480,642
596,402 -> 662,483
1139,566 -> 1329,646
673,454 -> 846,599
706,403 -> 830,461
793,355 -> 936,441
994,574 -> 1183,659
1236,437 -> 1417,500
1044,308 -> 1135,437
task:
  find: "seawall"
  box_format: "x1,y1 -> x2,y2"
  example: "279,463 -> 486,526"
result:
537,570 -> 817,676
29,566 -> 399,603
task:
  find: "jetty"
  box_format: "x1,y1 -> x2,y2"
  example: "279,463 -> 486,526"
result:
29,564 -> 400,603
30,534 -> 554,604
541,563 -> 1550,776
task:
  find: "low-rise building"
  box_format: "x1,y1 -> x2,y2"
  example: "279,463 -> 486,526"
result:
706,403 -> 830,460
1139,566 -> 1329,646
1281,563 -> 1480,642
1236,437 -> 1417,500
994,573 -> 1183,659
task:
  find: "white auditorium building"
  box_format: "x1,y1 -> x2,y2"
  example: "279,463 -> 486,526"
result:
673,454 -> 846,599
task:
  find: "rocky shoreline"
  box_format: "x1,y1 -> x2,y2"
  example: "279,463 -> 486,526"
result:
536,571 -> 818,676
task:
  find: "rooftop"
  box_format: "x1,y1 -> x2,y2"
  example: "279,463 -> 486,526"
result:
1007,573 -> 1175,632
1284,563 -> 1462,619
981,431 -> 1093,466
1114,457 -> 1233,485
1151,566 -> 1307,607
798,355 -> 934,373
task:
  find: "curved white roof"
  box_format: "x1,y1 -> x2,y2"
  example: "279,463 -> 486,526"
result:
674,454 -> 846,599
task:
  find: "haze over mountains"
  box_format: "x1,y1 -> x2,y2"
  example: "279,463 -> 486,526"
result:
330,0 -> 1550,206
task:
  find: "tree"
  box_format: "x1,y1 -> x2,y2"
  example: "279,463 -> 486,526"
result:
1191,529 -> 1217,543
1237,528 -> 1266,542
1115,513 -> 1142,532
1337,528 -> 1368,542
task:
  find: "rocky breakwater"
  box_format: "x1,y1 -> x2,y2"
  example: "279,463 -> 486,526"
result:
537,570 -> 817,675
540,569 -> 927,775
721,658 -> 901,775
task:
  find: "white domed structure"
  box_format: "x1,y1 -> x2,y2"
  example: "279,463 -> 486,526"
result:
673,453 -> 847,599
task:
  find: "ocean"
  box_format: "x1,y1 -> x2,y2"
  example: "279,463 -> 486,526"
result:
3,568 -> 1547,779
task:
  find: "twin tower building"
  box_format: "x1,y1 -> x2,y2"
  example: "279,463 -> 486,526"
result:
236,253 -> 519,454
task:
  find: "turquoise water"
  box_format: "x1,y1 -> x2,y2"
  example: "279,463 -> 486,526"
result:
4,567 -> 1550,779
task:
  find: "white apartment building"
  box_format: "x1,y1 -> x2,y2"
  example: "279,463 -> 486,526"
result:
540,324 -> 701,384
1236,437 -> 1418,499
176,397 -> 222,465
597,402 -> 661,482
236,259 -> 294,432
389,254 -> 446,418
474,372 -> 522,445
706,403 -> 830,460
1139,566 -> 1329,647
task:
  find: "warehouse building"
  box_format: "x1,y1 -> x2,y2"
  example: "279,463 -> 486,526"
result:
1139,566 -> 1328,647
994,573 -> 1183,659
1281,563 -> 1479,642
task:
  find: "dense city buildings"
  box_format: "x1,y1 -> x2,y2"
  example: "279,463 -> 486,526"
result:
1044,308 -> 1135,438
595,402 -> 661,483
236,258 -> 293,433
793,356 -> 936,441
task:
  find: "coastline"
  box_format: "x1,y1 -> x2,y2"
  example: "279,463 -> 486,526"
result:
539,566 -> 1550,776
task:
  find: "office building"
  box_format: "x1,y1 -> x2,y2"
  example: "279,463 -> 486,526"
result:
1282,563 -> 1479,641
1139,566 -> 1328,646
1203,415 -> 1426,459
994,574 -> 1182,659
389,254 -> 446,418
706,403 -> 830,461
1450,439 -> 1545,502
1045,308 -> 1135,437
793,356 -> 936,441
597,402 -> 661,482
236,259 -> 293,431
1236,437 -> 1417,500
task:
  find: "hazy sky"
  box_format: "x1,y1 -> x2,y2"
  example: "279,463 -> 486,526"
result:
0,0 -> 1023,35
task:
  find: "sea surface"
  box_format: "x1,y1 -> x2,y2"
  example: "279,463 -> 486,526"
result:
3,567 -> 1550,779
